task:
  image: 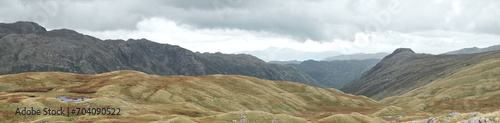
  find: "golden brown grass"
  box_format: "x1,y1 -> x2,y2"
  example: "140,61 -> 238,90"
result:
382,57 -> 500,121
0,70 -> 386,122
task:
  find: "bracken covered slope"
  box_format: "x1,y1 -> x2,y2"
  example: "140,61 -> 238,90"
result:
0,71 -> 388,122
0,21 -> 320,87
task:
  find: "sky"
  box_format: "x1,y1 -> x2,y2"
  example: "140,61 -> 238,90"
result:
1,0 -> 500,57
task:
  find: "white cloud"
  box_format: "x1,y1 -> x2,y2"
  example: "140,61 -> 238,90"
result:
77,17 -> 500,56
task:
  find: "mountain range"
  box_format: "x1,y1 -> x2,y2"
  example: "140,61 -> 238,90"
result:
0,21 -> 320,87
444,44 -> 500,54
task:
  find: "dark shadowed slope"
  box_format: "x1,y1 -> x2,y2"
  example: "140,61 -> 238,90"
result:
290,59 -> 380,89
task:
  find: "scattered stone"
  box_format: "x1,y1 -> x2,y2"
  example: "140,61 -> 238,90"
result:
422,116 -> 436,123
442,118 -> 450,123
381,115 -> 404,119
481,117 -> 491,123
449,112 -> 460,117
467,117 -> 480,123
495,117 -> 499,122
467,112 -> 480,118
466,117 -> 492,123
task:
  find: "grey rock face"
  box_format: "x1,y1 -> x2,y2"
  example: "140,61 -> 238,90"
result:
0,22 -> 320,86
466,117 -> 492,123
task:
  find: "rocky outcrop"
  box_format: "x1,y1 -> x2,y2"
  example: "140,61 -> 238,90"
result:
0,22 -> 320,86
421,116 -> 436,123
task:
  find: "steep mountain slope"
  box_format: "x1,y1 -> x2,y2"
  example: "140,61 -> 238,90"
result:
341,48 -> 500,100
290,59 -> 381,89
0,21 -> 319,86
322,52 -> 389,61
444,44 -> 500,54
0,71 -> 387,122
382,56 -> 500,122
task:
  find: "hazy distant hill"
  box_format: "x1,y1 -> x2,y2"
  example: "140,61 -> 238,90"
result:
289,59 -> 380,89
322,53 -> 389,61
267,60 -> 302,65
239,47 -> 341,61
444,44 -> 500,54
341,48 -> 500,100
0,21 -> 320,87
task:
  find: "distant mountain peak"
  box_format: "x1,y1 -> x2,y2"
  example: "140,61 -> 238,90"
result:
392,48 -> 415,54
384,48 -> 415,59
0,21 -> 46,34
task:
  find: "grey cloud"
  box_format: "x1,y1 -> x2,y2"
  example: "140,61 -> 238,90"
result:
1,0 -> 499,42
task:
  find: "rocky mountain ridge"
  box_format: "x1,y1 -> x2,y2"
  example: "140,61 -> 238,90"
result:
0,21 -> 320,87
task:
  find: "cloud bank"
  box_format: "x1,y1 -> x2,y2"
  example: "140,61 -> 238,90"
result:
1,0 -> 500,55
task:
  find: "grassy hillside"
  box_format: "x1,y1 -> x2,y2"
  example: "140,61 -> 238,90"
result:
0,70 -> 393,122
342,48 -> 500,100
382,56 -> 500,120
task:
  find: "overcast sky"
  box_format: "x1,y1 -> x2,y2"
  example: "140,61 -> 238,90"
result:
1,0 -> 500,55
